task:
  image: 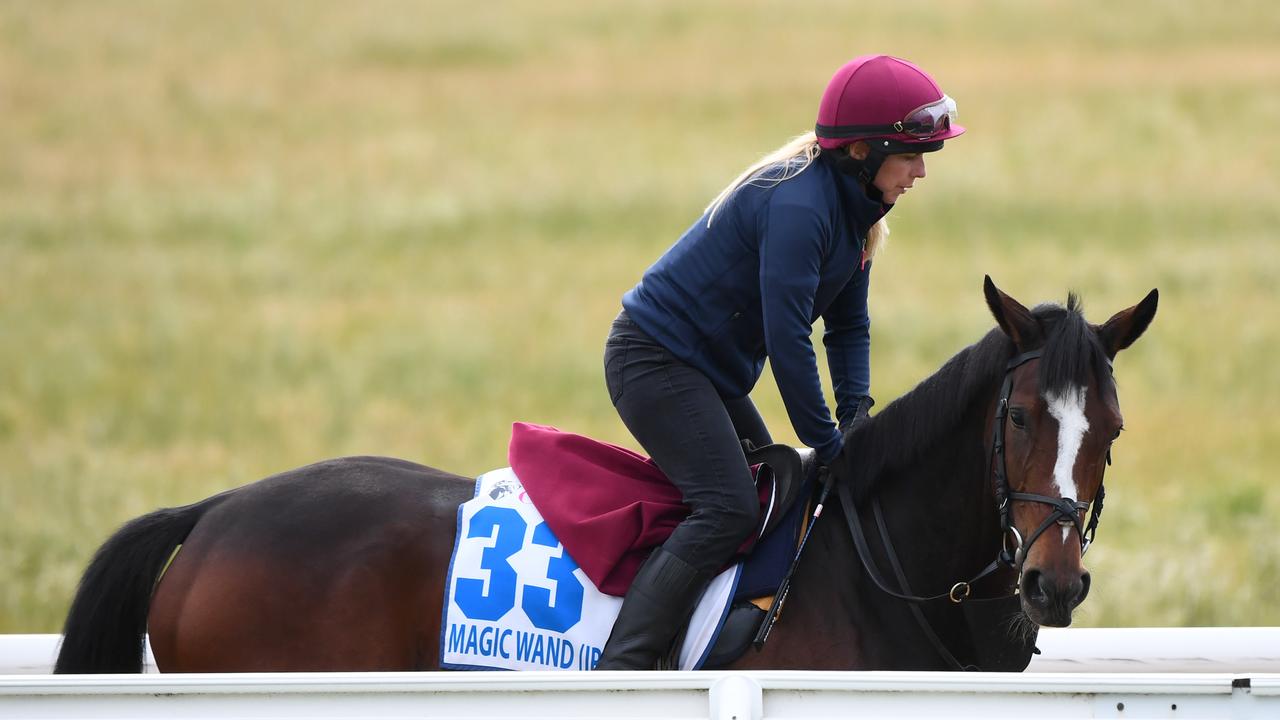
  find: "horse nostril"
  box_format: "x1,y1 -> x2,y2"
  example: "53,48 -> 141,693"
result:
1038,572 -> 1055,599
1077,571 -> 1092,604
1022,569 -> 1047,605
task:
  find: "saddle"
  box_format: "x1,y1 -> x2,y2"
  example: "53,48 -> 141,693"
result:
692,441 -> 819,668
509,422 -> 820,668
743,439 -> 815,539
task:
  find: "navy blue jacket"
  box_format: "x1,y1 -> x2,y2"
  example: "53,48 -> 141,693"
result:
622,152 -> 890,462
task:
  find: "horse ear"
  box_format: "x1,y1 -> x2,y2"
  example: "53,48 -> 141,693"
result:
983,275 -> 1039,349
1097,288 -> 1159,358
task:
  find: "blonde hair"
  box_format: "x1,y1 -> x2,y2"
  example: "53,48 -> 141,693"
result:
704,131 -> 889,261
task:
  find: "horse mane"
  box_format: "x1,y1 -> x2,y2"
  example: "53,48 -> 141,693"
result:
843,294 -> 1113,497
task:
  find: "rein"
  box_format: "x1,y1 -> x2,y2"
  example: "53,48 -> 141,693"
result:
836,483 -> 1006,606
835,347 -> 1109,670
836,482 -> 1003,671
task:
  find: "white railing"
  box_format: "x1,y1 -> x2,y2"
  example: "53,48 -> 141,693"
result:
6,627 -> 1280,674
3,630 -> 1279,719
1029,626 -> 1280,672
1,670 -> 1277,719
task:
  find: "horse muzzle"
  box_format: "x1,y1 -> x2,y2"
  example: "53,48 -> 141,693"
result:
1019,566 -> 1091,627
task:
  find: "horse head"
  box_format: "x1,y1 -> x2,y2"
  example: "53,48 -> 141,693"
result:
983,276 -> 1157,627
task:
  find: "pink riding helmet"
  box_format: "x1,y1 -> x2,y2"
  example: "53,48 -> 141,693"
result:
815,55 -> 965,151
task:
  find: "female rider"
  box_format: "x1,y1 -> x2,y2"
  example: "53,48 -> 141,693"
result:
598,55 -> 965,669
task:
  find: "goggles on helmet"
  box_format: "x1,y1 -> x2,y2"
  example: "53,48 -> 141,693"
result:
817,95 -> 958,142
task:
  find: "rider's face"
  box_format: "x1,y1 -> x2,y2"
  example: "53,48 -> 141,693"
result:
872,152 -> 926,205
847,142 -> 928,205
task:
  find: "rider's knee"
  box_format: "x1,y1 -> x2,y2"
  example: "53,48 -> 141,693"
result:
718,485 -> 761,540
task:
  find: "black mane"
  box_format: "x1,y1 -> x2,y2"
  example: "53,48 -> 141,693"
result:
840,295 -> 1113,497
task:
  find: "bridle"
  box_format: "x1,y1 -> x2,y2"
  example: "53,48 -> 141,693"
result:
990,349 -> 1108,569
832,345 -> 1110,669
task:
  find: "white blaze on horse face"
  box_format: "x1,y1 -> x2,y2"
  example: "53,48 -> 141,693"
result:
1045,386 -> 1089,544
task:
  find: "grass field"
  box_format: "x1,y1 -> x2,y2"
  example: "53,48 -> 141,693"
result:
2,1 -> 1278,633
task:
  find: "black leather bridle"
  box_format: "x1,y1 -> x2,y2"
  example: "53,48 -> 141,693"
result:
990,349 -> 1107,569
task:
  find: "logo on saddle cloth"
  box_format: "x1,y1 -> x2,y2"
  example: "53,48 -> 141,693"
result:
441,468 -> 740,671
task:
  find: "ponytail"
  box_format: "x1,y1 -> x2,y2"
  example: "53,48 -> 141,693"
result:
704,132 -> 889,261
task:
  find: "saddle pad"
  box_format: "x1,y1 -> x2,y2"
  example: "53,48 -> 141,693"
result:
509,422 -> 770,596
441,467 -> 741,671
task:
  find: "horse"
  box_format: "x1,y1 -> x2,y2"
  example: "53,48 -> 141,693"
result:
54,277 -> 1157,673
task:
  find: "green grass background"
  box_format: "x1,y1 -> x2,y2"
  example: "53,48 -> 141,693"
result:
2,0 -> 1278,632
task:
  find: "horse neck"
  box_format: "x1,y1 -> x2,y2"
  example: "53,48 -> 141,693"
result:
848,335 -> 1009,543
751,336 -> 1017,669
867,340 -> 1012,580
870,387 -> 1002,572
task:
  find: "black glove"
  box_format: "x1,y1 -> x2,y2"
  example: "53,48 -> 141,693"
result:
838,395 -> 875,433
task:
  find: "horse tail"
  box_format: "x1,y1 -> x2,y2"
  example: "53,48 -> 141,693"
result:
54,491 -> 231,673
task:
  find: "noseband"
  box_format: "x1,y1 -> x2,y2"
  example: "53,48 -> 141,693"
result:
989,349 -> 1107,568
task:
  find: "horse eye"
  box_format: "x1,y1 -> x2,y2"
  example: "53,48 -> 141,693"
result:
1009,408 -> 1027,429
1111,426 -> 1124,441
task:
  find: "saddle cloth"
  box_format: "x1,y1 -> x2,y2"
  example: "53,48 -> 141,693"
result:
441,467 -> 741,671
508,422 -> 778,595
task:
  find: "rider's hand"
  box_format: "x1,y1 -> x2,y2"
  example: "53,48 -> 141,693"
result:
838,395 -> 875,433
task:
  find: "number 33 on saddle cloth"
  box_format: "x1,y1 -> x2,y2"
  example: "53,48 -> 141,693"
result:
440,423 -> 806,670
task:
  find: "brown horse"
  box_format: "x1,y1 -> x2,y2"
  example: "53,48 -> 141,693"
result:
54,277 -> 1157,673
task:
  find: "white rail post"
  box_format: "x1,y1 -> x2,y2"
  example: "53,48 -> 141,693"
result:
709,674 -> 762,720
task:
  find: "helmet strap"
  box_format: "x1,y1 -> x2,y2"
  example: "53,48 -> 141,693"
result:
827,148 -> 889,197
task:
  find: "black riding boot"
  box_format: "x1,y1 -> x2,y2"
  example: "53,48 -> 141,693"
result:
594,547 -> 711,670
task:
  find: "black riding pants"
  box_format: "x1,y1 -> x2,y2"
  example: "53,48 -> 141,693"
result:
604,311 -> 772,575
